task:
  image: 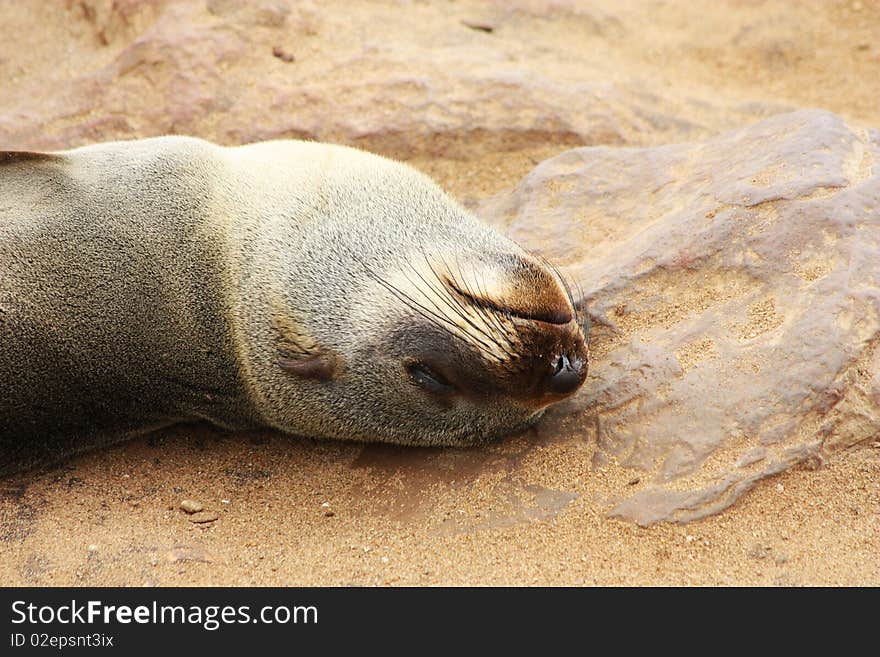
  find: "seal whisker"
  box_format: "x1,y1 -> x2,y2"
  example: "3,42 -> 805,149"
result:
573,280 -> 590,336
469,265 -> 520,356
357,257 -> 505,362
443,252 -> 512,343
431,251 -> 520,362
453,253 -> 519,356
429,260 -> 504,343
415,253 -> 506,348
442,253 -> 519,360
345,252 -> 466,347
434,252 -> 486,324
395,266 -> 506,362
410,264 -> 498,347
377,274 -> 503,362
536,253 -> 588,335
541,256 -> 587,334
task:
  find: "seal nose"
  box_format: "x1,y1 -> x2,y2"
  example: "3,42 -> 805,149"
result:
545,354 -> 587,396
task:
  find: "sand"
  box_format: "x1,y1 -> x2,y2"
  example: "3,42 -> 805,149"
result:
1,425 -> 877,586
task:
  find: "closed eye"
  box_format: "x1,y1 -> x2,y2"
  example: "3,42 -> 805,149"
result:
405,361 -> 457,395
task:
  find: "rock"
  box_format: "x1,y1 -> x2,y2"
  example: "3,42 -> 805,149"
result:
479,109 -> 880,525
461,19 -> 495,34
188,511 -> 219,524
271,46 -> 295,63
179,499 -> 204,514
0,1 -> 777,158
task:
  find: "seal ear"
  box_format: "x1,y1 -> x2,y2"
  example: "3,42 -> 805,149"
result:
276,353 -> 339,381
271,305 -> 343,382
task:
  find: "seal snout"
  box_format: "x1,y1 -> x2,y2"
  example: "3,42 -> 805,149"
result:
546,353 -> 587,395
437,252 -> 590,406
517,323 -> 589,406
384,249 -> 589,418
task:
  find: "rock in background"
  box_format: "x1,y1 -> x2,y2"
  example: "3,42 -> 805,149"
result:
0,0 -> 842,162
481,109 -> 880,523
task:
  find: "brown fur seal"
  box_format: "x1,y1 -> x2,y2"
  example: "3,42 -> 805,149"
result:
0,137 -> 588,475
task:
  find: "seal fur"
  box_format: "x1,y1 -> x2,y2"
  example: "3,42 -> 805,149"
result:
0,137 -> 588,475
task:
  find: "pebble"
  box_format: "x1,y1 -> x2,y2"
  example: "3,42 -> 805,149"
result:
271,46 -> 295,63
749,544 -> 772,560
461,19 -> 494,33
180,499 -> 204,514
188,511 -> 219,524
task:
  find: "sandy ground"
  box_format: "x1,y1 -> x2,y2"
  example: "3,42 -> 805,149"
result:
1,424 -> 877,586
1,0 -> 879,586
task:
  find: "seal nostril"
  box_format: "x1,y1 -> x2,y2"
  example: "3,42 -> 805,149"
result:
547,354 -> 585,395
552,354 -> 568,375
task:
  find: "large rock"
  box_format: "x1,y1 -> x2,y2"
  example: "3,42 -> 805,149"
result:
0,0 -> 778,156
480,109 -> 880,525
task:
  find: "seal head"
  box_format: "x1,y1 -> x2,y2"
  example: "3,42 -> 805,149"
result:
268,248 -> 589,446
226,141 -> 591,447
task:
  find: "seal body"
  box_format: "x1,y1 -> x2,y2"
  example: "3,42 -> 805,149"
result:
0,138 -> 588,475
